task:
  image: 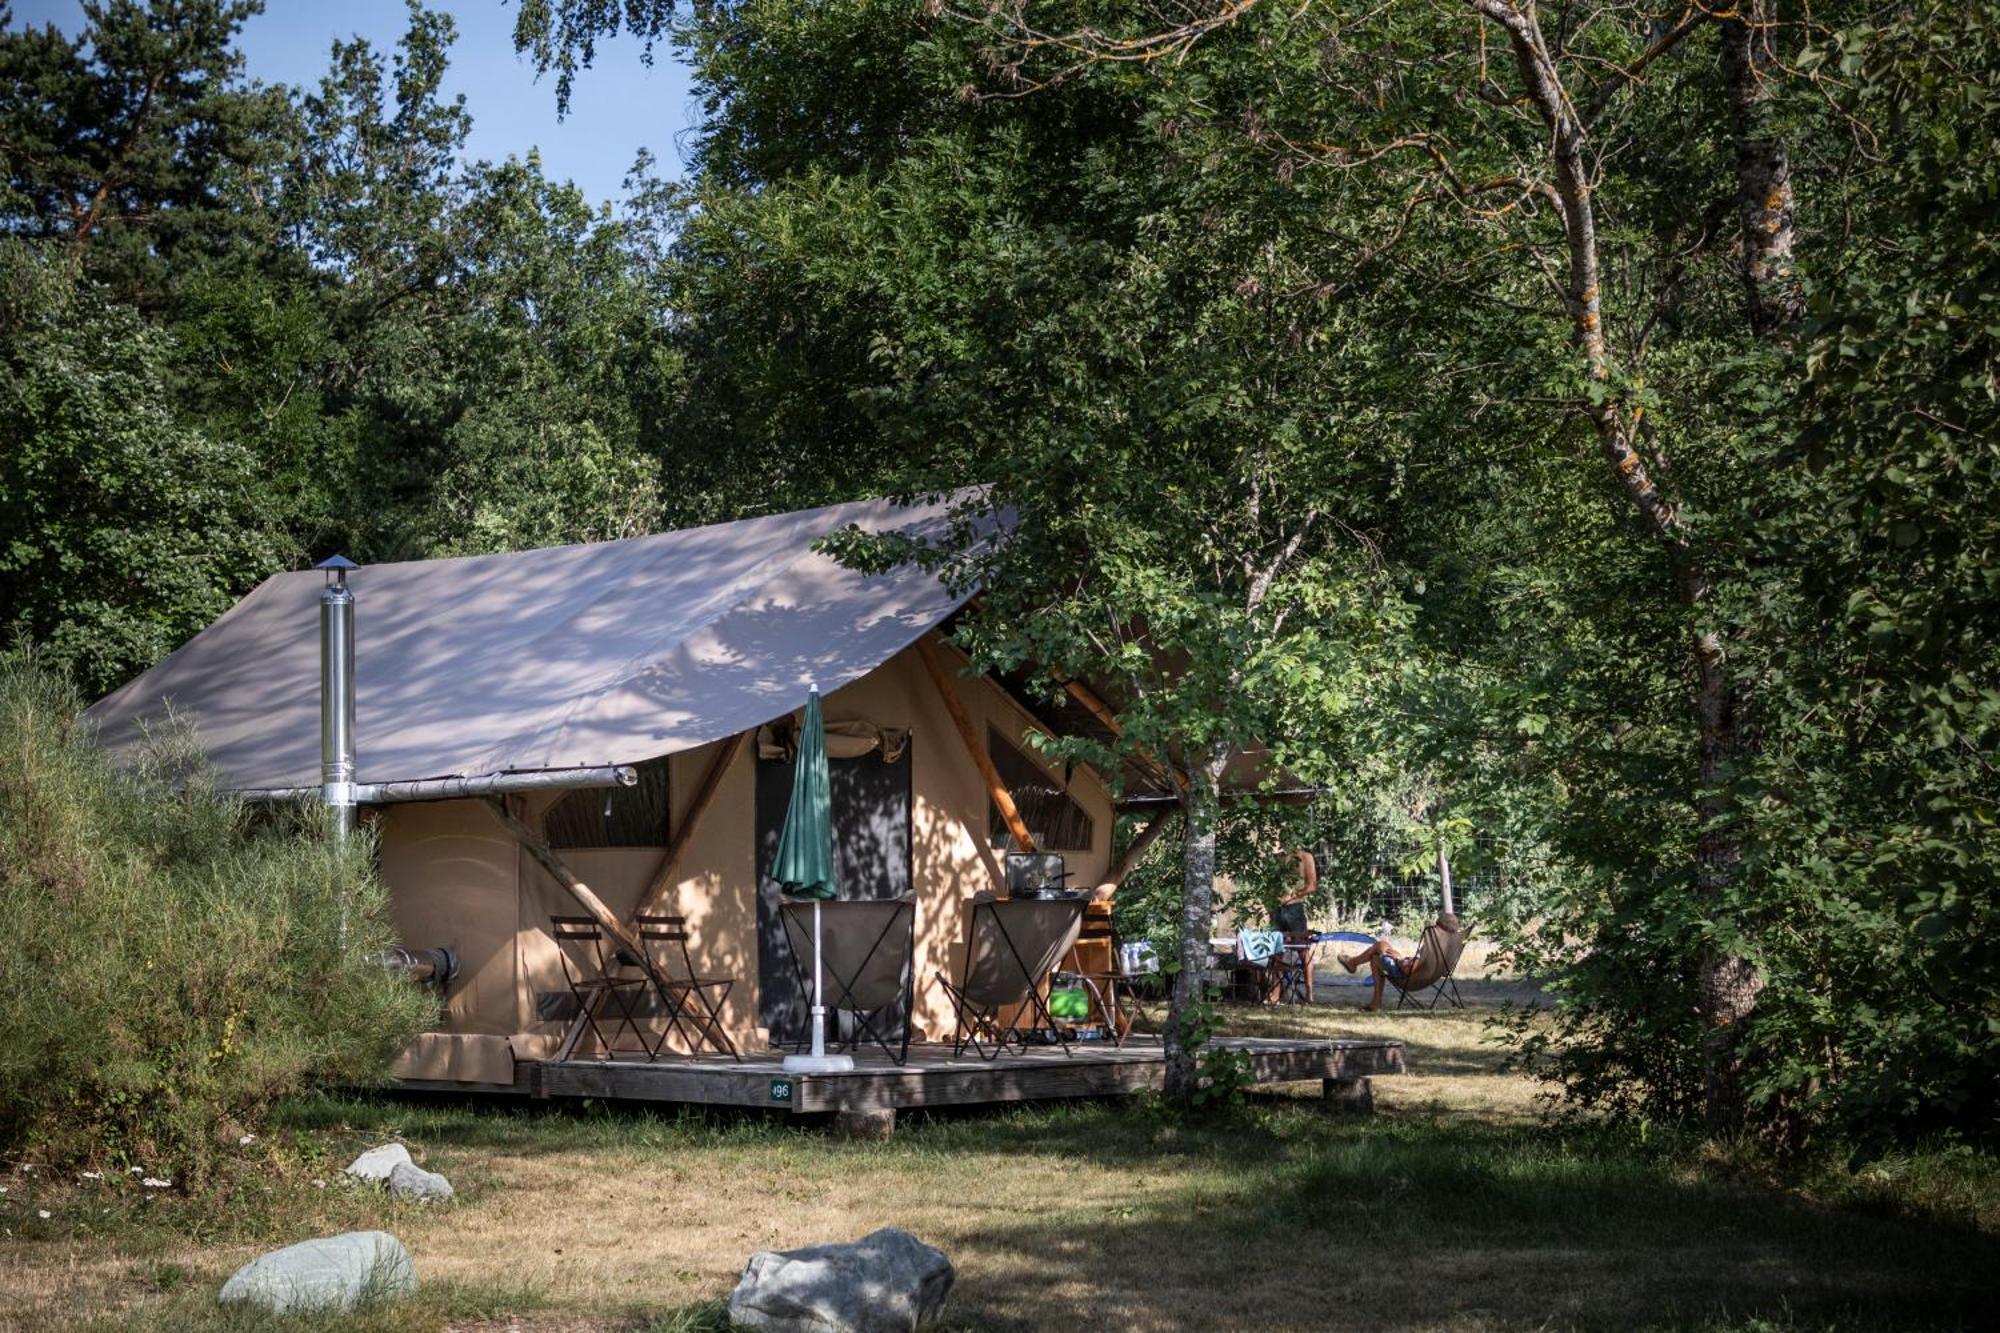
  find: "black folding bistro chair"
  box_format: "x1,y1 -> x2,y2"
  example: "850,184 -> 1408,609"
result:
935,895 -> 1086,1060
631,913 -> 743,1060
780,896 -> 917,1064
1276,940 -> 1318,1005
549,915 -> 655,1061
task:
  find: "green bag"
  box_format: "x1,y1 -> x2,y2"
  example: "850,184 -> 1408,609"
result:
1048,986 -> 1090,1021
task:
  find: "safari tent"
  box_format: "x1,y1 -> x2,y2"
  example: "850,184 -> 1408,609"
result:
84,495 -> 1165,1089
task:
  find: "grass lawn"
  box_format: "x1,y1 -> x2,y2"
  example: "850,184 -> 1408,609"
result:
3,978 -> 1994,1331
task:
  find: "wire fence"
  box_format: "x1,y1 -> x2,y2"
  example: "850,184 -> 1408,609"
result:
1326,869 -> 1494,927
1322,833 -> 1506,928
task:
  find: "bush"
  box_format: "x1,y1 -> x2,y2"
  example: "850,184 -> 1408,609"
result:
0,649 -> 435,1183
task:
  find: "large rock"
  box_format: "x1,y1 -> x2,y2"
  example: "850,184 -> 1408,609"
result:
343,1143 -> 412,1182
727,1227 -> 953,1333
217,1230 -> 416,1313
387,1160 -> 454,1202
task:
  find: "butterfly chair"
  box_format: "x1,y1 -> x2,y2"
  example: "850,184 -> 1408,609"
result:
936,895 -> 1086,1060
1392,917 -> 1468,1011
549,916 -> 655,1061
780,896 -> 917,1064
631,913 -> 742,1060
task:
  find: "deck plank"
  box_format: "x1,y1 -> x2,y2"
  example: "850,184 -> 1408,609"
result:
514,1037 -> 1404,1113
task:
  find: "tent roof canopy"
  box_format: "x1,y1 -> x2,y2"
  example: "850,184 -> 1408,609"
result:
87,494 -> 999,793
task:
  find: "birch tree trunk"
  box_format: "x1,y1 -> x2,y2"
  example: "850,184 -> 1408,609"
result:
1700,0 -> 1797,1123
1472,0 -> 1762,1128
1721,0 -> 1802,338
1162,741 -> 1232,1104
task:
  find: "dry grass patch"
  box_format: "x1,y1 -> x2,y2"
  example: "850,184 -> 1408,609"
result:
3,999 -> 1994,1332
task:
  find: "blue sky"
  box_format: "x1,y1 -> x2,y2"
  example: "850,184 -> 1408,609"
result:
12,0 -> 699,203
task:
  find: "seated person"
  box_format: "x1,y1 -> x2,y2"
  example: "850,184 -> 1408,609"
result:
1339,912 -> 1461,1011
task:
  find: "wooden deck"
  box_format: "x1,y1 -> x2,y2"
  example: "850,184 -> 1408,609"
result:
405,1036 -> 1404,1125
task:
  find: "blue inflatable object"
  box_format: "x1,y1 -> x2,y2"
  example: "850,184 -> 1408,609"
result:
1314,931 -> 1380,986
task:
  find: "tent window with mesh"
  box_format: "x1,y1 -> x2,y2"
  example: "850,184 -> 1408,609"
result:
544,756 -> 670,848
987,726 -> 1094,852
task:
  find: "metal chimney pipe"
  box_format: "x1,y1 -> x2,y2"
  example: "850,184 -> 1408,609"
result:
317,555 -> 359,840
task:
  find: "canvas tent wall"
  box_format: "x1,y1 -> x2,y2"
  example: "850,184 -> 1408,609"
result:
372,646 -> 1117,1081
84,493 -> 1128,1083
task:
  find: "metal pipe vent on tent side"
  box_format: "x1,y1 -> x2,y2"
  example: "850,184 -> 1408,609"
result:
316,554 -> 359,841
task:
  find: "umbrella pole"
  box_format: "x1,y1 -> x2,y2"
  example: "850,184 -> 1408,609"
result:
779,683 -> 854,1075
811,900 -> 828,1060
783,898 -> 854,1074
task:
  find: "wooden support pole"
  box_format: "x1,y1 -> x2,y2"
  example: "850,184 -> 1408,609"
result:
1102,805 -> 1177,894
917,635 -> 1035,854
633,730 -> 747,921
485,798 -> 675,997
1059,674 -> 1124,735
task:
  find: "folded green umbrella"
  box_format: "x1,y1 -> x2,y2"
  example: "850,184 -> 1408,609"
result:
774,686 -> 850,1071
772,686 -> 838,901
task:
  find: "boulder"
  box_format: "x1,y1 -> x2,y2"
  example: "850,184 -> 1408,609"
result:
217,1230 -> 416,1313
386,1160 -> 454,1202
727,1227 -> 954,1333
343,1143 -> 412,1182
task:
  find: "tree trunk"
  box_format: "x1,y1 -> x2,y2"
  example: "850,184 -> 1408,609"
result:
1476,0 -> 1762,1129
1720,0 -> 1801,338
1695,633 -> 1762,1128
1701,0 -> 1792,1123
1161,742 -> 1232,1104
1437,842 -> 1455,917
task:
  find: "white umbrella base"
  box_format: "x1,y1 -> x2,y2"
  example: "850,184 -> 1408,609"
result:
781,1053 -> 856,1073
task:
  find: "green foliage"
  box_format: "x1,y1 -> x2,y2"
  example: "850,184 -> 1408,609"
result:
0,240 -> 294,693
0,1 -> 682,691
698,3 -> 1427,1097
623,0 -> 1999,1141
0,0 -> 293,304
1488,0 -> 2000,1144
1187,1025 -> 1255,1111
0,648 -> 435,1182
0,0 -> 1991,1152
1732,1 -> 2000,1139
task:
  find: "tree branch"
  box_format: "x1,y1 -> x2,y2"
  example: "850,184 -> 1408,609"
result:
1581,5 -> 1715,128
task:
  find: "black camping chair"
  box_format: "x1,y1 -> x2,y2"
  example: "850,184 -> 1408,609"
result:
935,895 -> 1086,1060
780,896 -> 917,1064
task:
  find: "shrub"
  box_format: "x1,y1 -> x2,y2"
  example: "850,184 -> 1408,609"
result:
0,648 -> 436,1183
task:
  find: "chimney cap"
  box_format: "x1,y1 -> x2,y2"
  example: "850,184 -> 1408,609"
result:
315,555 -> 359,571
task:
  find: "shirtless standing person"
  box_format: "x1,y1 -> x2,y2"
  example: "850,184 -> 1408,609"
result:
1259,849 -> 1317,1003
1272,848 -> 1316,937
